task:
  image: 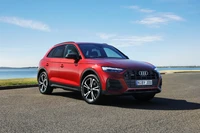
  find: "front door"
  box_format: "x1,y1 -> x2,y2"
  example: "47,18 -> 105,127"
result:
58,44 -> 80,87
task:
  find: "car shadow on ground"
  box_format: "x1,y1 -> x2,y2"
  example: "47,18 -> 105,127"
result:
52,91 -> 200,111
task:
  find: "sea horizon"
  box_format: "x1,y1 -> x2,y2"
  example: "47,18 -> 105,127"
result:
0,66 -> 200,79
1,65 -> 200,69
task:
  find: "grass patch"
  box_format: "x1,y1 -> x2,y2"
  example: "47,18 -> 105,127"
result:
0,78 -> 37,87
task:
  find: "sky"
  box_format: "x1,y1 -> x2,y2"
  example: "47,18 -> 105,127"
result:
0,0 -> 200,67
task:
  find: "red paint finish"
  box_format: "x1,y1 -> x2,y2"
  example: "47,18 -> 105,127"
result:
38,42 -> 162,95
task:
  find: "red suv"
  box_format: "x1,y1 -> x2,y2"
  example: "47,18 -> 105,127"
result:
37,42 -> 162,104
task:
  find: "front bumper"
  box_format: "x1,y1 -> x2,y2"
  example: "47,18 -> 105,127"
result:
101,70 -> 162,95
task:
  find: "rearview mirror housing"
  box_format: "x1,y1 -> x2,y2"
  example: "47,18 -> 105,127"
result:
65,53 -> 81,60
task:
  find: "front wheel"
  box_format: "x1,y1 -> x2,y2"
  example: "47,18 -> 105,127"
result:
38,71 -> 53,94
81,74 -> 102,104
133,93 -> 155,101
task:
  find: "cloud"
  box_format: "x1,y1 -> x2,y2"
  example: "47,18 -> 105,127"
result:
125,5 -> 154,13
163,14 -> 184,21
134,13 -> 184,26
125,5 -> 184,27
0,16 -> 50,31
97,33 -> 162,47
96,33 -> 117,39
135,17 -> 167,25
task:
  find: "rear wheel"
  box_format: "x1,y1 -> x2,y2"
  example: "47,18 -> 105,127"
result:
133,93 -> 155,101
38,71 -> 53,94
81,74 -> 101,104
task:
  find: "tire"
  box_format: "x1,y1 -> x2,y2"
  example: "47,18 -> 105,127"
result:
133,93 -> 155,101
38,71 -> 53,94
81,74 -> 102,104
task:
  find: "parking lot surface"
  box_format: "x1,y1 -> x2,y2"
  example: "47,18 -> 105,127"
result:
0,73 -> 200,133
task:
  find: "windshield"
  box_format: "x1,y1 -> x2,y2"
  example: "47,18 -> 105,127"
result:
78,43 -> 128,59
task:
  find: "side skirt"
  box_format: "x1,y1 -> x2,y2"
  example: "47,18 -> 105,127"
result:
50,82 -> 80,92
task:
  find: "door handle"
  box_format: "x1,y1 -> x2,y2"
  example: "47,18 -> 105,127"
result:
60,64 -> 64,68
46,63 -> 49,66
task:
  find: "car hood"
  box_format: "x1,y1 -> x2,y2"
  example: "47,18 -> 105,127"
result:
85,59 -> 155,70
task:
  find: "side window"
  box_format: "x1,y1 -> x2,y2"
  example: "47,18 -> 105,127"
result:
64,44 -> 79,57
88,48 -> 101,57
84,47 -> 102,58
47,45 -> 65,58
47,48 -> 55,57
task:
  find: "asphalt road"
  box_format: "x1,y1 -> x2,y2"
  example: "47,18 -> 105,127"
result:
0,73 -> 200,133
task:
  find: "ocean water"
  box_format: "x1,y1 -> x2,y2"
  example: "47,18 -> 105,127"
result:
0,67 -> 200,79
0,68 -> 38,79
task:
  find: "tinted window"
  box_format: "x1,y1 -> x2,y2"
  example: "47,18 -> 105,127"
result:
47,45 -> 65,58
85,47 -> 101,58
78,44 -> 127,59
64,45 -> 79,57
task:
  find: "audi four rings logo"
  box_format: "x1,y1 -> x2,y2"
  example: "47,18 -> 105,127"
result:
139,71 -> 148,76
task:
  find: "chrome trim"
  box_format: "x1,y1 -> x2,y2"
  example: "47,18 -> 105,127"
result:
138,71 -> 148,76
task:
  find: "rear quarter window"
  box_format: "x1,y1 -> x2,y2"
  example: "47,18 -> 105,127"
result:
47,45 -> 65,58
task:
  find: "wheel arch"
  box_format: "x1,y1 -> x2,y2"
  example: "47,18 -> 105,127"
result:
80,68 -> 101,85
37,67 -> 48,81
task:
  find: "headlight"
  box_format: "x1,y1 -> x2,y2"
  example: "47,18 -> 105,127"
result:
102,67 -> 124,73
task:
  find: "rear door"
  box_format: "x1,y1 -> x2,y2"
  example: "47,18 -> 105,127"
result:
45,45 -> 65,83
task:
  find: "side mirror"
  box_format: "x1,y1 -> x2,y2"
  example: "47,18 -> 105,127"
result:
65,53 -> 81,60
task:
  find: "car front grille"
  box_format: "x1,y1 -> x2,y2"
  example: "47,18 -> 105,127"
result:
124,70 -> 159,88
124,70 -> 159,80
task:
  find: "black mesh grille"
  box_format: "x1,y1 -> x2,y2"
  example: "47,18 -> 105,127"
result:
124,70 -> 158,80
124,70 -> 159,88
107,79 -> 123,90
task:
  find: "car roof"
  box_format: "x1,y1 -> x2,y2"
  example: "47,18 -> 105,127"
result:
54,42 -> 108,47
76,42 -> 109,46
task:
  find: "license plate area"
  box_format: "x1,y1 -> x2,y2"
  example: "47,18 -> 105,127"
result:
136,80 -> 152,86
